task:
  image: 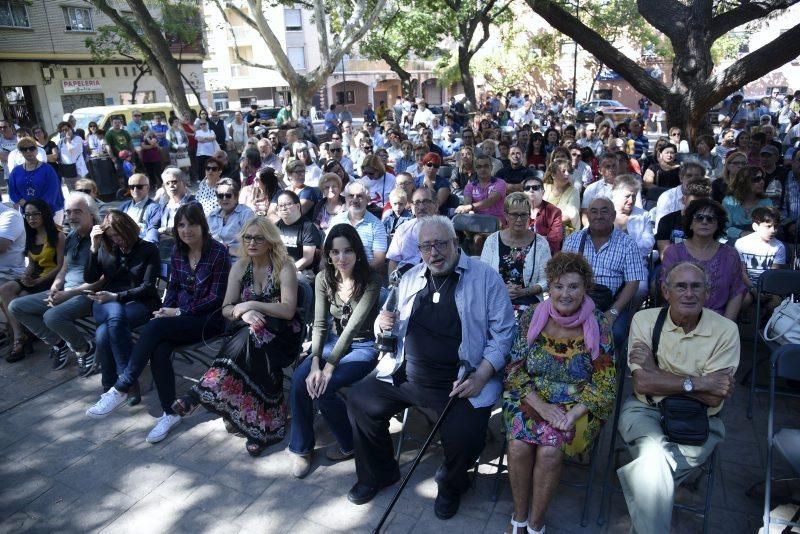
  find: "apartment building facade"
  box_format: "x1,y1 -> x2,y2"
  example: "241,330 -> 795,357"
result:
0,0 -> 204,132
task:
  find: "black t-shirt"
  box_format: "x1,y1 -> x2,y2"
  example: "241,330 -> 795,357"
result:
655,209 -> 685,245
277,218 -> 321,262
496,165 -> 535,185
647,163 -> 681,188
404,271 -> 462,389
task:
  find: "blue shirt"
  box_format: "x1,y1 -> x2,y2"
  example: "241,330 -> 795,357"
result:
327,210 -> 388,263
120,198 -> 162,243
207,203 -> 254,254
324,111 -> 338,132
151,123 -> 169,148
63,230 -> 91,289
8,162 -> 64,215
562,229 -> 648,292
630,133 -> 649,159
374,253 -> 515,408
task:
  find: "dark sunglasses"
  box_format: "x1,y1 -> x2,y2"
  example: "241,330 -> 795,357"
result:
330,148 -> 342,153
693,213 -> 718,223
75,188 -> 92,195
206,166 -> 220,172
751,175 -> 765,183
425,163 -> 440,168
216,193 -> 234,200
128,184 -> 148,190
331,136 -> 341,140
524,184 -> 543,192
20,146 -> 37,152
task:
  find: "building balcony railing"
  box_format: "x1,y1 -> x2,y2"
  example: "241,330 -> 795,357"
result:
341,58 -> 437,73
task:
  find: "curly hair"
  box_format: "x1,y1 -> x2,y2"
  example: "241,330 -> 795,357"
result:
545,252 -> 594,290
682,198 -> 727,240
728,166 -> 765,203
542,158 -> 571,185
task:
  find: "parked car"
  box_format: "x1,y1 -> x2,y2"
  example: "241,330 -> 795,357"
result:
576,100 -> 637,123
707,95 -> 770,129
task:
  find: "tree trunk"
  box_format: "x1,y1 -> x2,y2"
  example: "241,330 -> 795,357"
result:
380,53 -> 416,100
131,68 -> 144,104
458,45 -> 477,106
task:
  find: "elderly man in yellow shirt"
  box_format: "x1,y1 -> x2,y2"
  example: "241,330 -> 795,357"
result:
617,261 -> 740,534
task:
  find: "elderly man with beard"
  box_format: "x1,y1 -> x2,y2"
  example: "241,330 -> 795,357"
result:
8,192 -> 104,371
345,216 -> 515,519
328,181 -> 388,272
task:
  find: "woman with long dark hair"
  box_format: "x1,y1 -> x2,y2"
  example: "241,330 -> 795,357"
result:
288,224 -> 381,478
172,216 -> 303,456
239,166 -> 282,219
85,204 -> 231,444
0,199 -> 65,361
527,132 -> 547,171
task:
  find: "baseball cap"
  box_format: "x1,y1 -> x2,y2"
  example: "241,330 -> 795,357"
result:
760,145 -> 779,156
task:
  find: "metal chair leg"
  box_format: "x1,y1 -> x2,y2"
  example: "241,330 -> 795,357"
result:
394,407 -> 410,461
581,436 -> 600,527
597,353 -> 628,526
701,449 -> 717,534
491,437 -> 508,502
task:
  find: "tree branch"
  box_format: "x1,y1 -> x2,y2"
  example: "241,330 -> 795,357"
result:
526,0 -> 669,103
710,0 -> 800,40
636,0 -> 689,39
314,0 -> 332,73
212,0 -> 276,71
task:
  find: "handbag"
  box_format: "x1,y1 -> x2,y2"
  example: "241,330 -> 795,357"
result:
763,296 -> 800,345
578,230 -> 616,312
647,307 -> 709,446
176,156 -> 191,168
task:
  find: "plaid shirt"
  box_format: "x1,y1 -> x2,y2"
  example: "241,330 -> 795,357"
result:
164,238 -> 231,315
563,228 -> 648,293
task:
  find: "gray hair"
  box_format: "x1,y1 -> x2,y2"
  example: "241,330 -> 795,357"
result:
417,215 -> 456,240
344,180 -> 369,196
679,161 -> 707,179
161,166 -> 188,185
664,261 -> 709,287
66,191 -> 100,223
613,174 -> 641,195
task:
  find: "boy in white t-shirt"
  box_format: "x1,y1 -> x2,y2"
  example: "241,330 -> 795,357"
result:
736,206 -> 786,313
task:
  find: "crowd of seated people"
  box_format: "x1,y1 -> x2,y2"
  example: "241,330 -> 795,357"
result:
3,90 -> 800,531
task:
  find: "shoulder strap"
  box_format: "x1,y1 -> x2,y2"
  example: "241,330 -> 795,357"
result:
527,235 -> 537,287
579,229 -> 588,255
645,306 -> 669,406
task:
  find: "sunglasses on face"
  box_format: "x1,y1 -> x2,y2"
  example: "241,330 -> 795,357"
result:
24,211 -> 42,218
129,184 -> 148,190
524,185 -> 543,192
331,136 -> 341,140
75,188 -> 92,195
506,212 -> 529,220
752,175 -> 765,183
20,146 -> 37,152
693,213 -> 717,223
425,163 -> 440,168
216,193 -> 234,200
206,166 -> 220,172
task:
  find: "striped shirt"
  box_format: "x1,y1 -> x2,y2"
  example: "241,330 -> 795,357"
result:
328,210 -> 388,262
563,228 -> 648,292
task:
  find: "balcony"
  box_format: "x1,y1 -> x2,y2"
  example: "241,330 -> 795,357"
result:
226,26 -> 254,45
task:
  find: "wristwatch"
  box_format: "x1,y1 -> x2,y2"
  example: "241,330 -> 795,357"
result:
682,377 -> 694,393
608,308 -> 619,317
175,309 -> 182,317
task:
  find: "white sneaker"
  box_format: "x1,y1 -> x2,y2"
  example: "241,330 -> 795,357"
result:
146,412 -> 181,443
85,387 -> 127,418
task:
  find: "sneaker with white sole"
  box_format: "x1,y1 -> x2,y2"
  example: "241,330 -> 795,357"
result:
146,413 -> 181,443
86,387 -> 128,418
77,341 -> 97,378
50,343 -> 70,370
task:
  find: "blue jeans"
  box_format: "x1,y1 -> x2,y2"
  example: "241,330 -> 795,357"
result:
93,300 -> 151,390
288,337 -> 377,455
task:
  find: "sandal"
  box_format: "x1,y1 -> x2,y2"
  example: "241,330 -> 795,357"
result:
171,394 -> 198,417
246,439 -> 265,457
5,334 -> 33,363
507,516 -> 528,534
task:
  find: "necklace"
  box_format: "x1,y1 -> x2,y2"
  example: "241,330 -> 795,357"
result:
429,271 -> 452,304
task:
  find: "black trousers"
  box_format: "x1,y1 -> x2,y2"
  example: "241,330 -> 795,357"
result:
346,371 -> 491,493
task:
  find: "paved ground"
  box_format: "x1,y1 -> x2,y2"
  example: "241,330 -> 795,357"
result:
0,323 -> 798,534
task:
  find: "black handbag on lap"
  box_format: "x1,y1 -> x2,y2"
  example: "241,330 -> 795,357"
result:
647,307 -> 709,446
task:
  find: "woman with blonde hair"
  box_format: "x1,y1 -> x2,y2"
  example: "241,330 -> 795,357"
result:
712,150 -> 747,203
722,166 -> 773,241
543,158 -> 580,236
172,216 -> 304,456
312,172 -> 346,231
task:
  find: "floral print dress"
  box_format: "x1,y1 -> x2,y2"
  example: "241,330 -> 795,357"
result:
191,262 -> 303,446
503,305 -> 616,457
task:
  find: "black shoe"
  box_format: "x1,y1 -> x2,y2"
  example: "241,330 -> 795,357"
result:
347,474 -> 400,505
51,342 -> 69,370
434,488 -> 461,520
127,381 -> 141,406
77,342 -> 97,378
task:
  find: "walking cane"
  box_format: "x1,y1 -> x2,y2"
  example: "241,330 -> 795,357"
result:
371,361 -> 477,534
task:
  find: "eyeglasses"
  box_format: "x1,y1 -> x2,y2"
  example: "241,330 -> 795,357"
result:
474,164 -> 491,169
330,148 -> 342,153
20,146 -> 37,152
24,211 -> 42,218
277,203 -> 297,210
506,212 -> 529,220
75,188 -> 92,195
331,136 -> 341,140
206,166 -> 220,172
752,175 -> 765,183
199,123 -> 207,126
412,199 -> 434,207
242,234 -> 267,244
425,163 -> 440,168
216,193 -> 234,200
523,185 -> 543,192
128,184 -> 148,190
693,213 -> 717,223
418,240 -> 452,254
668,282 -> 707,294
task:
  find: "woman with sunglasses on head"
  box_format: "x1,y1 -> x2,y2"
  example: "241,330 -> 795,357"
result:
712,150 -> 748,203
208,178 -> 254,258
81,209 -> 160,393
722,165 -> 773,242
195,156 -> 226,215
0,199 -> 65,361
661,198 -> 746,320
172,216 -> 303,456
288,224 -> 380,477
293,142 -> 322,187
522,176 -> 563,255
85,204 -> 231,444
8,137 -> 65,225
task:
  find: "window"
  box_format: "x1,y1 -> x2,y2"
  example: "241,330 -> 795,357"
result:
0,1 -> 30,28
100,67 -> 106,77
284,8 -> 302,31
336,91 -> 355,105
593,89 -> 613,101
287,47 -> 305,70
76,68 -> 82,78
123,67 -> 129,77
62,68 -> 69,78
89,67 -> 94,77
63,6 -> 94,32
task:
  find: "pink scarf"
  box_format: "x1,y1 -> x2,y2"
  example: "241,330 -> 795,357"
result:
526,296 -> 601,360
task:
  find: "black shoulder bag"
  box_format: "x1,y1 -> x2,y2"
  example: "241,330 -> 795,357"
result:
647,307 -> 709,446
579,230 -> 615,312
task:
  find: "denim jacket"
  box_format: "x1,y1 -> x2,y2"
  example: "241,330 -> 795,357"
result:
375,253 -> 515,407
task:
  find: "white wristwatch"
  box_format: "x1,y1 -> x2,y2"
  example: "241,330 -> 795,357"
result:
608,308 -> 619,317
682,377 -> 694,393
175,308 -> 182,317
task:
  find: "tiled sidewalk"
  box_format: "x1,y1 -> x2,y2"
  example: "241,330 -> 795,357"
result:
0,329 -> 796,533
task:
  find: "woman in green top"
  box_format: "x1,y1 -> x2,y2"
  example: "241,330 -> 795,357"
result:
288,224 -> 381,479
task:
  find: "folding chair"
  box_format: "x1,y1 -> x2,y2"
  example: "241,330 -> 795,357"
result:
763,343 -> 800,532
452,213 -> 500,256
746,269 -> 800,419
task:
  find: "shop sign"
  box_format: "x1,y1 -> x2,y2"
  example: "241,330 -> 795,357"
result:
62,79 -> 102,94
